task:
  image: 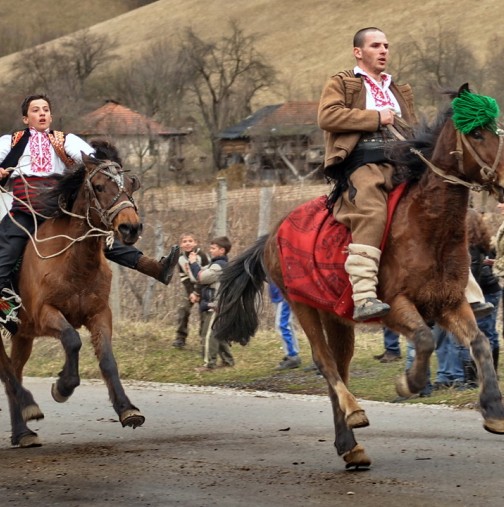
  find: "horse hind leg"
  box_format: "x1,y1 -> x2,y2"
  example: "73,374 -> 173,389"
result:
292,303 -> 371,468
0,345 -> 43,447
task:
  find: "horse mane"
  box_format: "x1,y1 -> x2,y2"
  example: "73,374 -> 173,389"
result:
41,140 -> 122,218
388,106 -> 452,185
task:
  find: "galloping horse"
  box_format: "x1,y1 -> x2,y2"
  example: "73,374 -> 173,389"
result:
214,85 -> 504,469
0,142 -> 144,447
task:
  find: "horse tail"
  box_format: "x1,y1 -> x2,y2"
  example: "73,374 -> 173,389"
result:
213,234 -> 269,345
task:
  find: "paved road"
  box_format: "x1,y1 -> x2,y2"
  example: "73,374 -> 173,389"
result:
0,377 -> 503,506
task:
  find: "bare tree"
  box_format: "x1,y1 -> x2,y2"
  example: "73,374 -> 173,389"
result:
179,20 -> 277,170
9,29 -> 118,127
103,38 -> 191,127
391,25 -> 482,107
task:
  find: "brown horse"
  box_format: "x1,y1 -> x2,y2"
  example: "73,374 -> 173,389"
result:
0,142 -> 144,447
214,86 -> 504,469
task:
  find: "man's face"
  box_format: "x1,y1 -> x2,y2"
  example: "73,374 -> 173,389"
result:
354,30 -> 389,79
180,236 -> 197,253
22,99 -> 52,132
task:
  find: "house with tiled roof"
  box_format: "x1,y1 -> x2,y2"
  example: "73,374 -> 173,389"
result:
217,101 -> 324,181
78,100 -> 188,178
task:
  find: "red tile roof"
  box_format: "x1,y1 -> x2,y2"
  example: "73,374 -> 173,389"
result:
79,100 -> 185,136
256,101 -> 319,128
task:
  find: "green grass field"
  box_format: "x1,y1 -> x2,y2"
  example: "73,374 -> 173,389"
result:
16,321 -> 496,409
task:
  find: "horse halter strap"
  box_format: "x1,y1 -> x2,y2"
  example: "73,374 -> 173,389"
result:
411,129 -> 504,194
86,161 -> 137,227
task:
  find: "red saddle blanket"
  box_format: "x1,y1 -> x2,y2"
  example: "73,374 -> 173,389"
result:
277,183 -> 407,321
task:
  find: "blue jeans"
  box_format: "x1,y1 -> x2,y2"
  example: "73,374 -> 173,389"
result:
433,326 -> 464,384
477,290 -> 501,351
455,289 -> 501,365
274,300 -> 299,357
383,327 -> 401,356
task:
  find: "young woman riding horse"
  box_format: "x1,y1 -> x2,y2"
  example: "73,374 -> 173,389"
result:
214,85 -> 504,469
0,142 -> 144,447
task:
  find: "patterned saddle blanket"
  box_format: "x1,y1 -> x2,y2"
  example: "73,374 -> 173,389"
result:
277,183 -> 407,321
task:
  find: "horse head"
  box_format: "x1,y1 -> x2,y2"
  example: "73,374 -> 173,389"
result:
82,151 -> 143,245
428,84 -> 504,201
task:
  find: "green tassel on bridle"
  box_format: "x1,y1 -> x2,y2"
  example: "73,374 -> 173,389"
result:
452,90 -> 500,134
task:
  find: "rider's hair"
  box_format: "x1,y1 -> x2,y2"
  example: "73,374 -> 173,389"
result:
353,27 -> 384,48
21,94 -> 52,116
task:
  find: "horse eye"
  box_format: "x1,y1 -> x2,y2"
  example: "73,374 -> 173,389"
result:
94,184 -> 105,192
470,129 -> 483,140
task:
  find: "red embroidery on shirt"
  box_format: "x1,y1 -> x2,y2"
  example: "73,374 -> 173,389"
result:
362,75 -> 396,109
29,128 -> 52,174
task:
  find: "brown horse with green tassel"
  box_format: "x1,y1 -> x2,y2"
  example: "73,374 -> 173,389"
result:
213,84 -> 504,469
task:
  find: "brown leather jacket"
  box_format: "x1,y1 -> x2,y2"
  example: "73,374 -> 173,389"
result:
318,70 -> 417,171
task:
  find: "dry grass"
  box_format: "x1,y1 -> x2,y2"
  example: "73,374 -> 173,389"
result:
0,0 -> 501,105
18,320 -> 499,408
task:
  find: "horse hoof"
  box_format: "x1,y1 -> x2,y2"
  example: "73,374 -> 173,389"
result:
395,374 -> 413,398
18,433 -> 42,448
22,404 -> 44,422
483,418 -> 504,434
343,444 -> 371,470
51,383 -> 70,403
120,409 -> 145,428
346,409 -> 369,429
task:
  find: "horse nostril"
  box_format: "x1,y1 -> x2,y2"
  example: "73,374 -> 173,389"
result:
118,223 -> 143,239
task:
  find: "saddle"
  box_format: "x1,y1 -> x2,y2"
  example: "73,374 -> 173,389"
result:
277,183 -> 407,321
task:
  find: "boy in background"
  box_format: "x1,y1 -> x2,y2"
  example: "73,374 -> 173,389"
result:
188,236 -> 234,370
172,233 -> 210,349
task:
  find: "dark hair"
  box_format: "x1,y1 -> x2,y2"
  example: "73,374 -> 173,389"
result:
353,27 -> 383,48
211,236 -> 232,254
21,94 -> 52,116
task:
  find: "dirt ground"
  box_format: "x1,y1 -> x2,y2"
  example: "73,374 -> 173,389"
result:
1,377 -> 504,507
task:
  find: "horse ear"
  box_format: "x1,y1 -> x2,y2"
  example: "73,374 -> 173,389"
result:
81,151 -> 97,165
458,83 -> 471,96
130,175 -> 141,192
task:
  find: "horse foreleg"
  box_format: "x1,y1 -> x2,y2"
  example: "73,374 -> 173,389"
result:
290,302 -> 370,468
88,311 -> 145,428
441,304 -> 504,434
383,297 -> 434,397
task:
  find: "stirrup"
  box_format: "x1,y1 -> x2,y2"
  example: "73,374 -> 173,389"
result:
353,297 -> 390,322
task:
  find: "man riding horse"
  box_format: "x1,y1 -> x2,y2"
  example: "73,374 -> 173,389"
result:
0,94 -> 180,334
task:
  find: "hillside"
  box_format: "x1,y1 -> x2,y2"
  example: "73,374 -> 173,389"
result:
0,0 -> 501,107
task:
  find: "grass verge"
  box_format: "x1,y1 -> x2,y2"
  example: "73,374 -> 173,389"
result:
18,321 -> 497,408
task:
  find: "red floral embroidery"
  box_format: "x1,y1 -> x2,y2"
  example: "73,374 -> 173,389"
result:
29,128 -> 52,174
362,75 -> 396,109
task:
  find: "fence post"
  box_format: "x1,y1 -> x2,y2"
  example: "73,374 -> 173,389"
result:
258,186 -> 274,237
215,176 -> 228,236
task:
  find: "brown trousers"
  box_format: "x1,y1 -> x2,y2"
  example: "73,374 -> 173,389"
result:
333,162 -> 395,249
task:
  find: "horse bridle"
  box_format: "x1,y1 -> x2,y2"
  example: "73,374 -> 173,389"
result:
410,127 -> 504,197
85,160 -> 138,228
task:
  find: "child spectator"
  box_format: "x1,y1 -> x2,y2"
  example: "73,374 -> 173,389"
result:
172,233 -> 210,349
188,236 -> 234,370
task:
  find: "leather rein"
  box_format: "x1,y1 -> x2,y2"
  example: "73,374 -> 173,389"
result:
409,126 -> 504,196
